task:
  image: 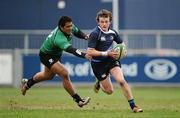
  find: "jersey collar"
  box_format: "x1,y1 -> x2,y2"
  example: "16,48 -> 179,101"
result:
97,26 -> 115,34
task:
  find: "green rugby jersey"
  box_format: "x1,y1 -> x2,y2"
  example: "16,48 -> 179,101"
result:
40,25 -> 79,56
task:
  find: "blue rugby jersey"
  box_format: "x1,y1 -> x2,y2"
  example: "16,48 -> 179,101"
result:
88,26 -> 123,62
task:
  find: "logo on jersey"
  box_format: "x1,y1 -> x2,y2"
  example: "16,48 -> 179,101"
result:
76,49 -> 82,55
49,59 -> 54,64
100,36 -> 106,41
110,36 -> 114,40
144,59 -> 177,80
101,74 -> 106,78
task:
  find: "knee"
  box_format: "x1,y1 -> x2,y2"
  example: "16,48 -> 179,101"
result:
43,75 -> 54,80
34,73 -> 53,81
59,69 -> 69,80
119,80 -> 126,86
105,89 -> 113,95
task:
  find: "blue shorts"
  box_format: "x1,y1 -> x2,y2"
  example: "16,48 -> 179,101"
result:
91,60 -> 121,81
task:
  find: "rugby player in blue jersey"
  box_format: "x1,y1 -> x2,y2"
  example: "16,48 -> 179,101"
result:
87,9 -> 143,113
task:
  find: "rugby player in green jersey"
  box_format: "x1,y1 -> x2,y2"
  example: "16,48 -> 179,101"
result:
21,16 -> 90,107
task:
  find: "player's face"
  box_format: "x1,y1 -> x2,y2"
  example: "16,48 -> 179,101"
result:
98,17 -> 111,32
61,22 -> 73,35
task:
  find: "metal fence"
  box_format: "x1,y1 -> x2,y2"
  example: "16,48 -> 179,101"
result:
1,29 -> 180,87
0,29 -> 180,56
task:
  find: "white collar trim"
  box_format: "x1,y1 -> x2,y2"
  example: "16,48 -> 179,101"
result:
98,26 -> 115,34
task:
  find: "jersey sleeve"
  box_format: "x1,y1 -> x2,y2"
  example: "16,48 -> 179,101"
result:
72,24 -> 87,39
114,30 -> 123,44
88,32 -> 99,48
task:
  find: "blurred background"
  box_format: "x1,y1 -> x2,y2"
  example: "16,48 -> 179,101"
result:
0,0 -> 180,87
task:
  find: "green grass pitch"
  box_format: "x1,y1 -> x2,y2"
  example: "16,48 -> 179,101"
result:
0,86 -> 180,118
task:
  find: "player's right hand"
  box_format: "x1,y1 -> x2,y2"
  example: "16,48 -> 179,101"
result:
107,50 -> 119,59
85,53 -> 92,60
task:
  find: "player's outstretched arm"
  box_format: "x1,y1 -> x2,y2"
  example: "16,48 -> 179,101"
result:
73,29 -> 89,40
65,45 -> 91,60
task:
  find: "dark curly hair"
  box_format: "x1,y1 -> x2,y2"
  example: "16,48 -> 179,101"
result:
58,16 -> 72,29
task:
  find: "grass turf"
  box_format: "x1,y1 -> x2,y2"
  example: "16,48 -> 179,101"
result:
0,86 -> 180,118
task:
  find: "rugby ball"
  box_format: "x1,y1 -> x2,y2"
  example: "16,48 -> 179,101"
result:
113,43 -> 127,60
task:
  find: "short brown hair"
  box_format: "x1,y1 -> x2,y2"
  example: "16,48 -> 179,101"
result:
96,9 -> 112,22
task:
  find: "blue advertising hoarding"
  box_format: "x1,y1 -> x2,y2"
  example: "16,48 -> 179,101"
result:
23,55 -> 180,84
23,54 -> 95,82
121,57 -> 180,83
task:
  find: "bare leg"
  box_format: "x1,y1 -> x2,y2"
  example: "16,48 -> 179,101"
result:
110,66 -> 133,100
21,66 -> 55,95
22,61 -> 90,107
100,76 -> 114,95
110,66 -> 143,112
33,66 -> 55,82
50,61 -> 76,96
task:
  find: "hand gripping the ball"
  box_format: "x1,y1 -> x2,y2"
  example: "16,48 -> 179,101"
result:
113,43 -> 127,60
107,50 -> 119,59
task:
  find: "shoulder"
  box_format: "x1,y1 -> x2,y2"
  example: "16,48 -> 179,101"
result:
56,30 -> 65,39
54,30 -> 68,44
111,29 -> 119,34
106,28 -> 117,35
107,28 -> 120,39
89,26 -> 100,38
91,26 -> 100,35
